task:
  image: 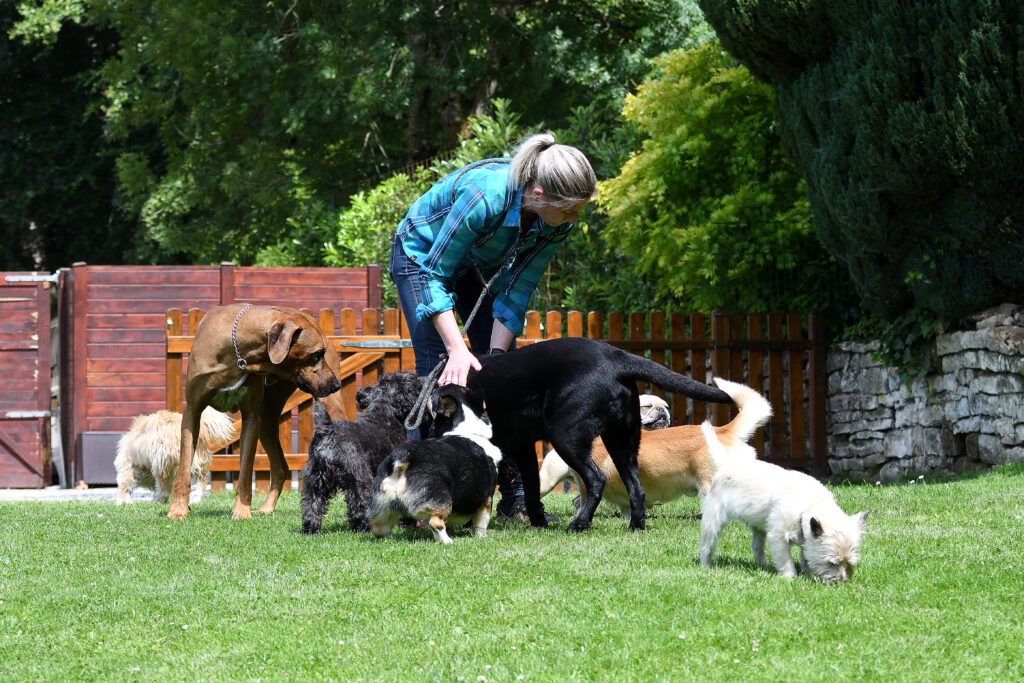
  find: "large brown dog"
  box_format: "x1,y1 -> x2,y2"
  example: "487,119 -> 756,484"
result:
167,304 -> 342,520
538,378 -> 771,515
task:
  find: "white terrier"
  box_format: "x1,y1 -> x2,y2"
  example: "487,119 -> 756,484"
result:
698,421 -> 868,582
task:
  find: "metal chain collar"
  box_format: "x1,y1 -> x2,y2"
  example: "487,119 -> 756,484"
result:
231,304 -> 254,371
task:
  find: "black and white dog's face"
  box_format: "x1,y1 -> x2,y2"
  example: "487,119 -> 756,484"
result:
427,384 -> 490,439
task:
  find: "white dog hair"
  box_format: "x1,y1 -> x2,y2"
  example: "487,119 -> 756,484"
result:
115,407 -> 236,505
698,420 -> 868,582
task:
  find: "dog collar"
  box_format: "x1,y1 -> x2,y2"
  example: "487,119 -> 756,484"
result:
232,304 -> 254,371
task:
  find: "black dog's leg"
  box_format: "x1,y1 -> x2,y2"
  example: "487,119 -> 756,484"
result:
515,443 -> 548,528
300,466 -> 341,535
600,428 -> 647,531
343,475 -> 372,533
548,434 -> 606,533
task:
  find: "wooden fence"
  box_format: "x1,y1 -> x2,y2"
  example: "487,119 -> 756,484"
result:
0,273 -> 52,488
56,262 -> 381,485
166,307 -> 827,493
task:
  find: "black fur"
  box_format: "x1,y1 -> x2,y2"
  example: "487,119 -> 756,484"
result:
468,336 -> 734,533
368,385 -> 500,543
300,371 -> 426,534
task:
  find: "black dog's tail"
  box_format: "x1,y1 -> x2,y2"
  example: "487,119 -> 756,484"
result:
615,351 -> 734,405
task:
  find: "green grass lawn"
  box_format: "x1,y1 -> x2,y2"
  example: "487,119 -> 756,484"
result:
2,465 -> 1022,681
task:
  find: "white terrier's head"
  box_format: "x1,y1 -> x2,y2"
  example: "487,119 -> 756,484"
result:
800,509 -> 869,583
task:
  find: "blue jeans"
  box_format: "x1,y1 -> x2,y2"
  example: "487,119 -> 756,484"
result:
388,235 -> 524,504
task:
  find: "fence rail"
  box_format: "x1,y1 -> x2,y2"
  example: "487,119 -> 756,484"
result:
165,307 -> 826,493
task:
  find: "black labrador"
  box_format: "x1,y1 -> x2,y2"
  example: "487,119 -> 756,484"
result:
469,336 -> 734,532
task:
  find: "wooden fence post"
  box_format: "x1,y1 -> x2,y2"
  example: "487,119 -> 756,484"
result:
165,309 -> 182,412
787,313 -> 806,467
219,262 -> 235,305
711,310 -> 730,426
767,313 -> 786,464
808,312 -> 828,477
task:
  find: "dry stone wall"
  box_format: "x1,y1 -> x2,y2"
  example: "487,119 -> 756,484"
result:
827,305 -> 1024,481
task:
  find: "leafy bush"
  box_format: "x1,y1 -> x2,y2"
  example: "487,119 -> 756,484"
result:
699,0 -> 1024,324
595,42 -> 855,318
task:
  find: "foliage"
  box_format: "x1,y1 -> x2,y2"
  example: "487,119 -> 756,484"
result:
596,41 -> 856,318
11,0 -> 698,267
0,3 -> 140,270
698,0 -> 1024,326
3,468 -> 1024,679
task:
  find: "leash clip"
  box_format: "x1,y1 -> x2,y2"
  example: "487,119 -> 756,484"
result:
237,358 -> 248,371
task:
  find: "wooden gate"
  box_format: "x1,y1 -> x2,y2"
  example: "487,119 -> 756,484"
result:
0,273 -> 52,487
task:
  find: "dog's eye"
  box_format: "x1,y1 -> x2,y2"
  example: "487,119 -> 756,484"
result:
309,349 -> 325,365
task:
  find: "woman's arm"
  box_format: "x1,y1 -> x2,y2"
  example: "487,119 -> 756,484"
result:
433,310 -> 482,386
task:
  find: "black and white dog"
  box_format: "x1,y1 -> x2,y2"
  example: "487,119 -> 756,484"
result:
368,385 -> 501,544
468,337 -> 734,533
300,371 -> 426,534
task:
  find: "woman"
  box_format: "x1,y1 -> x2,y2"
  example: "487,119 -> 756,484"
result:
389,132 -> 596,518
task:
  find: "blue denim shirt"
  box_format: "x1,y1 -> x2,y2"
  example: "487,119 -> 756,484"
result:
395,159 -> 575,334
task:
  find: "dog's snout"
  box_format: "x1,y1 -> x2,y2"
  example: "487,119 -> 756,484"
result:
304,377 -> 341,398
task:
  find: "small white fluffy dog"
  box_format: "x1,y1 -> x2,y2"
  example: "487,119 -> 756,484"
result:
115,407 -> 236,505
699,421 -> 868,582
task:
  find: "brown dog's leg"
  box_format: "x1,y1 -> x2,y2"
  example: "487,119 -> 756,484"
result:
167,403 -> 204,519
232,381 -> 265,520
256,380 -> 293,514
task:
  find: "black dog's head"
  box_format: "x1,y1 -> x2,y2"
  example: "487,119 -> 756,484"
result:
355,371 -> 429,428
427,384 -> 488,437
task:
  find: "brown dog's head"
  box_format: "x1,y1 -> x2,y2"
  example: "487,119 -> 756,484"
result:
265,312 -> 341,398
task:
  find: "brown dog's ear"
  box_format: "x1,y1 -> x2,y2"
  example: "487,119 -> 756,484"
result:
267,320 -> 301,365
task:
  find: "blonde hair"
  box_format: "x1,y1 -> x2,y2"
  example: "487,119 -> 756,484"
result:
508,132 -> 597,209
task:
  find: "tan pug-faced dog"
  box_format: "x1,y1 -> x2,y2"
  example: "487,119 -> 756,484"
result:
538,378 -> 771,515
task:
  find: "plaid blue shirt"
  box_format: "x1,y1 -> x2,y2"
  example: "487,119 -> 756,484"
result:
395,159 -> 575,334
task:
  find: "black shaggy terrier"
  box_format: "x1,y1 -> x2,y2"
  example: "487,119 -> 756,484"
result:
300,371 -> 426,534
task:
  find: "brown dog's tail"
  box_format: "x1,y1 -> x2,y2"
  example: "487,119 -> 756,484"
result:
710,377 -> 772,449
616,352 -> 734,405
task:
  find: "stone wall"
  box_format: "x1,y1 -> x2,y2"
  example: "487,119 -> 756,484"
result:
826,305 -> 1024,481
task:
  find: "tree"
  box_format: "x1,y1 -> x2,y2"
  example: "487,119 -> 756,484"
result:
596,42 -> 854,316
12,0 -> 696,266
698,0 -> 1024,323
0,3 -> 138,270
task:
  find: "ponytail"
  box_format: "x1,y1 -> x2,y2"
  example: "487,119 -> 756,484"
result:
508,132 -> 597,209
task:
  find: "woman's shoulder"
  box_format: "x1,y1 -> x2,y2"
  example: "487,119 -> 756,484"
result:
450,159 -> 515,208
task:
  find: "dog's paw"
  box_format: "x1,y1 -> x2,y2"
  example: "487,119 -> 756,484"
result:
628,518 -> 646,532
566,519 -> 591,533
166,504 -> 189,519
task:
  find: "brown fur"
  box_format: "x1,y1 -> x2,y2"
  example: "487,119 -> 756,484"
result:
115,407 -> 236,505
166,304 -> 342,520
539,378 -> 770,515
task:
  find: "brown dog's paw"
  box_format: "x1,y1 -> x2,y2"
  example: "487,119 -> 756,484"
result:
166,503 -> 189,519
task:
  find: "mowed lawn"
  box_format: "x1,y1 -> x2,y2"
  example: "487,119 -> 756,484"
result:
1,465 -> 1022,681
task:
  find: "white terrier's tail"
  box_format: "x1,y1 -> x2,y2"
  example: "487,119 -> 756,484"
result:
710,377 -> 772,446
701,420 -> 733,470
